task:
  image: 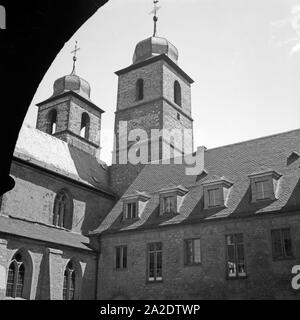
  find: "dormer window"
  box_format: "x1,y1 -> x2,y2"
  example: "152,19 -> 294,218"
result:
122,191 -> 150,221
125,202 -> 138,220
208,188 -> 222,207
159,185 -> 188,215
249,170 -> 282,203
162,196 -> 176,214
255,180 -> 272,200
202,178 -> 233,209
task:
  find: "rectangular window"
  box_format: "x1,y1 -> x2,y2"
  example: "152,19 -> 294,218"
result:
162,196 -> 175,214
208,188 -> 221,207
226,234 -> 246,278
255,180 -> 272,200
115,246 -> 127,270
184,239 -> 201,265
125,202 -> 137,220
147,242 -> 162,282
271,228 -> 293,260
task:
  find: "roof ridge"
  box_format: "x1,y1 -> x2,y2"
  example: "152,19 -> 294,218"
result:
205,128 -> 300,153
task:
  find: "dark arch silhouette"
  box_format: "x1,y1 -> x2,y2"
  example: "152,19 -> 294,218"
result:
0,0 -> 109,197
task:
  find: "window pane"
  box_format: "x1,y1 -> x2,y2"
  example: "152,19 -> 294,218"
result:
116,247 -> 121,269
194,239 -> 201,263
271,229 -> 283,259
16,264 -> 25,298
185,240 -> 193,265
69,272 -> 75,300
63,271 -> 68,300
235,234 -> 243,244
282,229 -> 292,257
156,242 -> 162,251
149,252 -> 155,281
208,189 -> 215,206
226,235 -> 234,245
227,244 -> 236,277
6,263 -> 15,297
236,244 -> 246,276
156,251 -> 162,280
132,203 -> 137,218
122,246 -> 127,269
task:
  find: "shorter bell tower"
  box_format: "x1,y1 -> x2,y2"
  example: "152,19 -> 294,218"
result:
36,42 -> 105,159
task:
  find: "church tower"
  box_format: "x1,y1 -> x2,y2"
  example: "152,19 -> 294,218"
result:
36,42 -> 104,159
110,2 -> 194,195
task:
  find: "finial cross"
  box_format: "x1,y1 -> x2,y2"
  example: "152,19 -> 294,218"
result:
151,0 -> 161,37
71,41 -> 80,74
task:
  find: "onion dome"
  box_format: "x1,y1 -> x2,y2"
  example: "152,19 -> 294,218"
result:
132,36 -> 179,65
52,73 -> 91,99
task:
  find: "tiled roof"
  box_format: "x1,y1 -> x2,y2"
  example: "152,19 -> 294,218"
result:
91,129 -> 300,235
0,216 -> 93,251
14,125 -> 114,195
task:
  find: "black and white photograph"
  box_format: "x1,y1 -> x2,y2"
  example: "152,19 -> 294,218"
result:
0,0 -> 300,310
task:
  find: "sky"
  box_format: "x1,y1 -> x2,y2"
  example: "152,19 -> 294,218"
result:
23,0 -> 300,164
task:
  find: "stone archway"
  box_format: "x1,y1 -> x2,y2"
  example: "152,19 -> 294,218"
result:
0,0 -> 109,197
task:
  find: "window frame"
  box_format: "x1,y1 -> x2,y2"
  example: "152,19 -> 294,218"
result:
53,190 -> 73,229
184,238 -> 202,266
63,261 -> 76,300
124,201 -> 138,220
115,245 -> 128,271
5,251 -> 32,300
160,194 -> 177,215
249,171 -> 281,203
146,242 -> 163,283
255,180 -> 272,201
207,188 -> 222,208
225,233 -> 247,280
271,228 -> 294,261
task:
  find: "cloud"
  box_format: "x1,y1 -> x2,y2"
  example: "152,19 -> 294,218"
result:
270,4 -> 300,56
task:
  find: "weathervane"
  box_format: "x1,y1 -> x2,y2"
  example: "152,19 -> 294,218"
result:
71,41 -> 80,75
150,0 -> 161,37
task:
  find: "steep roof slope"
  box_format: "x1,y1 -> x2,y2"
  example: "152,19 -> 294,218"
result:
13,125 -> 113,194
92,129 -> 300,235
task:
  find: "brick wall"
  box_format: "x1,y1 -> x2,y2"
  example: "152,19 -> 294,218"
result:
98,213 -> 300,300
3,161 -> 114,235
36,94 -> 102,157
0,236 -> 96,300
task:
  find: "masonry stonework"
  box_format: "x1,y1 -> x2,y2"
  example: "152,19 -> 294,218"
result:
98,213 -> 300,300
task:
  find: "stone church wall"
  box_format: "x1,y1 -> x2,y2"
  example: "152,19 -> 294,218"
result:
3,161 -> 114,235
0,236 -> 96,300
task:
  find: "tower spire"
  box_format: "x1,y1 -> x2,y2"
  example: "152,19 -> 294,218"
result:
151,0 -> 161,37
70,41 -> 80,75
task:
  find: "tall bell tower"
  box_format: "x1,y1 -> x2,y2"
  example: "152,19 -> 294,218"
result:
110,2 -> 194,195
36,42 -> 105,159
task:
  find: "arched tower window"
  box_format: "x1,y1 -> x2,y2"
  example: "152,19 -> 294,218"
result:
48,109 -> 57,135
80,113 -> 90,139
63,260 -> 76,300
174,81 -> 182,107
136,79 -> 144,101
53,190 -> 73,229
6,251 -> 31,299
